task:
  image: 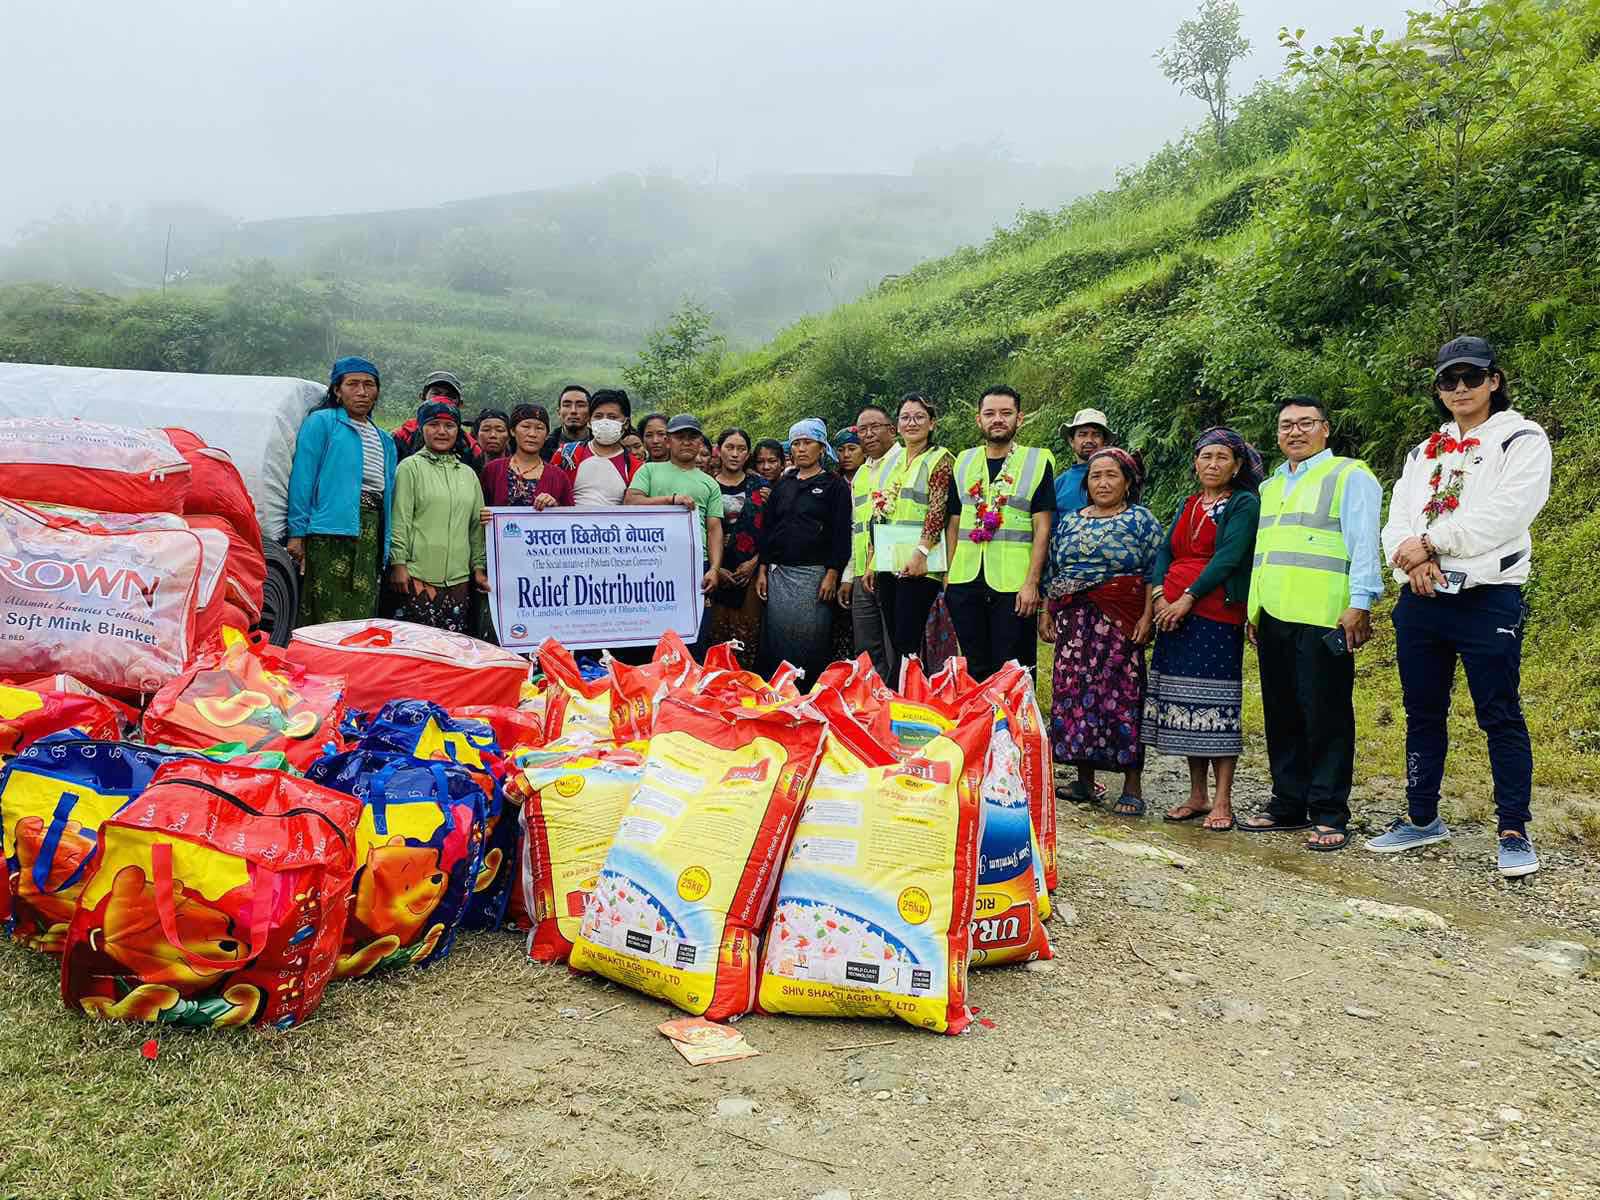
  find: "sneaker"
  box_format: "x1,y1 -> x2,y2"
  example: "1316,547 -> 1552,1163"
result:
1497,832 -> 1539,878
1365,816 -> 1451,853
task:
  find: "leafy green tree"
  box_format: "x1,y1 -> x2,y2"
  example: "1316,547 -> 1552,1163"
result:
1157,0 -> 1252,149
624,299 -> 726,409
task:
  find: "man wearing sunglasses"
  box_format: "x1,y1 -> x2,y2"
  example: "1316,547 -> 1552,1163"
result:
1369,337 -> 1552,878
1238,395 -> 1383,853
840,402 -> 901,680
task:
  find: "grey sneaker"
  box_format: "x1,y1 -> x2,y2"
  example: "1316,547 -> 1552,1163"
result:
1497,833 -> 1539,878
1365,816 -> 1451,853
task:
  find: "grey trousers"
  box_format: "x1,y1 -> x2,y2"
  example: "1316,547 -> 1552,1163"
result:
851,577 -> 895,683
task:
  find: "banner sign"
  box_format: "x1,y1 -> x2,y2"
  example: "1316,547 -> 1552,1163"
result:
485,506 -> 704,651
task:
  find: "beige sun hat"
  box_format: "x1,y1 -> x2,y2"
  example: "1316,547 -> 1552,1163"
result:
1060,407 -> 1112,439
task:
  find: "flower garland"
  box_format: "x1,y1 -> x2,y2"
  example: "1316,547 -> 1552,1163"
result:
966,448 -> 1018,543
1420,431 -> 1480,525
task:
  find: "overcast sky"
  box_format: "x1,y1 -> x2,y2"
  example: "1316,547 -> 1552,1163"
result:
6,0 -> 1420,236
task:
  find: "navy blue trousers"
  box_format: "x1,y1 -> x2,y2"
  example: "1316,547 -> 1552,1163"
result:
1392,584 -> 1532,832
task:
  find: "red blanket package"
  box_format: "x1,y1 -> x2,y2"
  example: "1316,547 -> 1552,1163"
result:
287,620 -> 529,712
0,419 -> 190,514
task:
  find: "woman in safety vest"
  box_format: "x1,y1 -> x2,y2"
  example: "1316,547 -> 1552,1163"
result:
864,393 -> 954,677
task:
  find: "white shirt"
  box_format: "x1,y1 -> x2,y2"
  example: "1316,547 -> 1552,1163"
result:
1381,408 -> 1551,589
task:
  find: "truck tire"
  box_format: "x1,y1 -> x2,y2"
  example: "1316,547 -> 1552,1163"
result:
259,542 -> 300,647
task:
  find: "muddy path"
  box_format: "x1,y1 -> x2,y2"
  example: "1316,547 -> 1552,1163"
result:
448,752 -> 1600,1200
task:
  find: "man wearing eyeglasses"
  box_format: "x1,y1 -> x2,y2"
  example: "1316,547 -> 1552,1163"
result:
840,402 -> 901,680
1238,396 -> 1382,854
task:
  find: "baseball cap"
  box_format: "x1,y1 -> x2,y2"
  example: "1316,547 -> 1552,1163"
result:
666,414 -> 703,435
421,370 -> 463,399
1435,336 -> 1495,376
1061,407 -> 1112,438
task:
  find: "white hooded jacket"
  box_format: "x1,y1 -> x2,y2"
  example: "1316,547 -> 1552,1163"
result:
1381,408 -> 1551,589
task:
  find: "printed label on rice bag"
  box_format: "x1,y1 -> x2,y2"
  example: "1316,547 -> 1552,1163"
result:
759,734 -> 966,1030
571,729 -> 791,1014
971,715 -> 1051,966
522,749 -> 643,947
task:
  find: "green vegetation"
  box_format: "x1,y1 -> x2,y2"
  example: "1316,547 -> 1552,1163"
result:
689,0 -> 1600,840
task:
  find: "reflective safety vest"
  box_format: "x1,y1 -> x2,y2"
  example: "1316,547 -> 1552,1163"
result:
874,444 -> 952,574
947,444 -> 1055,591
851,445 -> 904,576
1247,454 -> 1372,628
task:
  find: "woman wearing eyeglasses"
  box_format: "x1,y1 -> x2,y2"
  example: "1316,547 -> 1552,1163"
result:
1369,337 -> 1552,878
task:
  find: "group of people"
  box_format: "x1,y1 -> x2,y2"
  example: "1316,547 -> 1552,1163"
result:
285,333 -> 1552,878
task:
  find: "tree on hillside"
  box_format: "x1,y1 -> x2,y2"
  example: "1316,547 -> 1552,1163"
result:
1157,0 -> 1252,149
624,299 -> 726,409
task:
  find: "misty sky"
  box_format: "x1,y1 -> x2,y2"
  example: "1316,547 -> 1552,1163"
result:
7,0 -> 1419,237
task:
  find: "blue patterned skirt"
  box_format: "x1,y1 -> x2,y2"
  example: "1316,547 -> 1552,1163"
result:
1140,614 -> 1244,757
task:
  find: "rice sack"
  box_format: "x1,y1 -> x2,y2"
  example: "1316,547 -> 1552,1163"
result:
509,740 -> 647,963
756,694 -> 989,1034
568,698 -> 825,1020
968,709 -> 1053,967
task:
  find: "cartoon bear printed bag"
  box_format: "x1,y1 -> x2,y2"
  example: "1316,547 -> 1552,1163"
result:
305,749 -> 488,978
2,735 -> 188,953
60,759 -> 361,1029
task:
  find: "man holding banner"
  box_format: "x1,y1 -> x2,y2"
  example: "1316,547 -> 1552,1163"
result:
626,414 -> 724,653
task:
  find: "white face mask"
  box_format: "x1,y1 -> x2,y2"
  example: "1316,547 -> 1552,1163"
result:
590,417 -> 624,446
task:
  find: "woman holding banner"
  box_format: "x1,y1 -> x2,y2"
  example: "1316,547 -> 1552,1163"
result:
480,404 -> 575,512
756,419 -> 852,687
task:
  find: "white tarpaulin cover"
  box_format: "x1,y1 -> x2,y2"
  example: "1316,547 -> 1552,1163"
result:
0,363 -> 324,541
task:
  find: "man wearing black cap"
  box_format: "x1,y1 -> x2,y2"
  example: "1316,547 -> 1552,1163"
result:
392,370 -> 485,471
1369,336 -> 1551,878
626,414 -> 724,655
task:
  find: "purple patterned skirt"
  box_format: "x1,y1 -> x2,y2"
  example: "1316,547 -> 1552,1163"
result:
1049,598 -> 1147,771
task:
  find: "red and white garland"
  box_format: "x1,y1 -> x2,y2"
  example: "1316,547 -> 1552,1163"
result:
1420,431 -> 1480,525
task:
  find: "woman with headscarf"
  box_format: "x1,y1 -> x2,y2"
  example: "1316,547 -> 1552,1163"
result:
389,399 -> 488,633
1039,447 -> 1164,816
286,355 -> 397,626
756,419 -> 852,686
479,404 -> 575,512
834,427 -> 865,484
708,427 -> 766,668
473,409 -> 511,463
1143,428 -> 1264,832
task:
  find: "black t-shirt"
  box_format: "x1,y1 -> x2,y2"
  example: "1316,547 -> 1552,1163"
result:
946,453 -> 1057,516
758,471 -> 852,570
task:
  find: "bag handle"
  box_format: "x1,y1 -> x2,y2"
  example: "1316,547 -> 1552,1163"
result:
29,792 -> 96,896
151,841 -> 272,971
366,759 -> 457,839
338,627 -> 393,649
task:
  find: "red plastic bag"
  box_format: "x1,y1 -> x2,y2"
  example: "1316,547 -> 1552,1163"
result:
142,633 -> 346,771
287,620 -> 528,712
0,680 -> 126,755
0,419 -> 190,515
606,631 -> 699,742
186,514 -> 266,629
163,429 -> 262,547
536,639 -> 614,745
451,705 -> 545,756
60,759 -> 361,1028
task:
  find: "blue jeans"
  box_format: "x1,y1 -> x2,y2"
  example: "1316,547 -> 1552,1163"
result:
1393,584 -> 1532,832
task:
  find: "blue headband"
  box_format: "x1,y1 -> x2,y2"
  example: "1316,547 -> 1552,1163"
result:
330,355 -> 380,387
416,399 -> 459,427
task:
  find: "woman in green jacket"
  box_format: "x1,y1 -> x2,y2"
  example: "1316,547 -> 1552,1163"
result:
389,400 -> 488,634
1142,428 -> 1263,832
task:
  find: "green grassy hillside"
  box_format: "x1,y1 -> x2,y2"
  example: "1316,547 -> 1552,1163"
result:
693,2 -> 1600,841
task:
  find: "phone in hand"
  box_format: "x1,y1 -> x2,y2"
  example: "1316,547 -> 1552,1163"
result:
1322,626 -> 1348,656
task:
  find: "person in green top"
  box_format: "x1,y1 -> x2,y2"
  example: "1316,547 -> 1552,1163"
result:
626,413 -> 724,655
388,400 -> 488,634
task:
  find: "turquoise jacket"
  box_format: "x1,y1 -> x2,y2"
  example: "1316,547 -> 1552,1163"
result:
286,406 -> 398,563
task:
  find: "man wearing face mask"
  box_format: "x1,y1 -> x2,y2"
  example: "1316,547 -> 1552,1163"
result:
555,388 -> 641,507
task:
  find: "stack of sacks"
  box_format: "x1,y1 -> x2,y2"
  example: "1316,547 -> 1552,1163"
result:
165,428 -> 267,633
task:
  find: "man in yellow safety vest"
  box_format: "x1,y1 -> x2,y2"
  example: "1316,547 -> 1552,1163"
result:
944,385 -> 1056,681
839,402 -> 901,681
1238,396 -> 1383,853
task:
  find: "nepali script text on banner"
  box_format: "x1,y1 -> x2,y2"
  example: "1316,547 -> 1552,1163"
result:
485,506 -> 704,651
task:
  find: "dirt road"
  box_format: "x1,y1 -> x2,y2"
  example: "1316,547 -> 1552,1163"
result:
3,752 -> 1596,1200
444,754 -> 1600,1200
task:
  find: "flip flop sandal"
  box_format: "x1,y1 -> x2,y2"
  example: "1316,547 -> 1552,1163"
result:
1202,817 -> 1236,833
1237,817 -> 1312,834
1055,782 -> 1096,804
1163,807 -> 1212,824
1306,829 -> 1349,853
1111,794 -> 1146,817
